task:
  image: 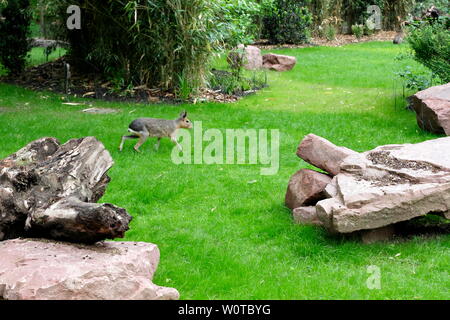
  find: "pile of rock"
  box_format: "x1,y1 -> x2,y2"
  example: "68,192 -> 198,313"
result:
0,137 -> 179,300
410,82 -> 450,135
286,134 -> 450,242
228,44 -> 297,72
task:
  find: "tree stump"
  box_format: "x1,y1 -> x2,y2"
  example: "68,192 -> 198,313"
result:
0,137 -> 132,243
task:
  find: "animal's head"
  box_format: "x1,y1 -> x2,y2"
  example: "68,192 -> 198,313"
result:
177,111 -> 192,129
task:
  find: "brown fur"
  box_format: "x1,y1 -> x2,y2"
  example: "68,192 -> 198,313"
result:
119,111 -> 192,152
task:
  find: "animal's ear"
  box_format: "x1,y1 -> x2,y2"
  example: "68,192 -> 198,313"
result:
180,111 -> 187,118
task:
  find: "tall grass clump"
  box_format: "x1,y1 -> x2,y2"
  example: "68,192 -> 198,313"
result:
48,0 -> 221,92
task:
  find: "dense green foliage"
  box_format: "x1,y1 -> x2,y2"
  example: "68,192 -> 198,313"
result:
262,0 -> 312,44
48,0 -> 220,92
342,0 -> 383,25
351,24 -> 364,39
1,42 -> 449,299
19,0 -> 443,95
309,0 -> 415,32
407,17 -> 450,83
0,0 -> 31,75
39,0 -> 266,94
410,0 -> 449,17
213,0 -> 261,47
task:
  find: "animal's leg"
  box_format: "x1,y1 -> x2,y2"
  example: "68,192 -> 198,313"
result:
119,135 -> 138,151
134,132 -> 149,152
170,135 -> 182,151
154,137 -> 161,151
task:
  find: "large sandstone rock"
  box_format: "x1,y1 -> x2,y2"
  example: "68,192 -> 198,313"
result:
262,53 -> 297,72
296,134 -> 358,175
410,83 -> 450,135
0,238 -> 179,300
292,206 -> 323,226
227,44 -> 263,70
0,137 -> 132,243
360,226 -> 395,244
317,137 -> 450,233
285,169 -> 331,209
242,45 -> 263,70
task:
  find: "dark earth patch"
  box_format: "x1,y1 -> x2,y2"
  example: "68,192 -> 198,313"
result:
0,57 -> 261,105
367,151 -> 441,173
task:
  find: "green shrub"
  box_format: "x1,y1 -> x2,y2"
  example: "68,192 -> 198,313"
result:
407,17 -> 450,83
212,0 -> 261,48
177,71 -> 195,100
351,24 -> 364,39
29,0 -> 62,39
324,24 -> 336,41
308,0 -> 414,32
208,69 -> 267,95
395,65 -> 438,92
363,19 -> 375,35
49,0 -> 225,91
0,0 -> 32,75
262,0 -> 312,44
342,0 -> 383,27
410,0 -> 449,17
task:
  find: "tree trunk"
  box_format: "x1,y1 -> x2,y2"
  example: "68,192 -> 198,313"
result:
0,137 -> 132,243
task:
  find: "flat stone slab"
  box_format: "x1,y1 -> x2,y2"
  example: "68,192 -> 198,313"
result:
0,238 -> 179,300
317,136 -> 450,233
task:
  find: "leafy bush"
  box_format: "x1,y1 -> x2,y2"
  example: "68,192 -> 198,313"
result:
29,0 -> 62,39
262,0 -> 312,44
308,0 -> 414,32
407,17 -> 450,83
0,0 -> 32,75
208,69 -> 267,95
316,15 -> 341,38
410,0 -> 449,17
49,0 -> 225,92
177,71 -> 196,101
212,0 -> 261,48
342,0 -> 383,27
364,19 -> 375,35
395,66 -> 437,92
220,45 -> 267,95
324,24 -> 336,41
351,24 -> 364,39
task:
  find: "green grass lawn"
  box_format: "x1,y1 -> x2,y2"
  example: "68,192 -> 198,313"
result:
0,41 -> 448,299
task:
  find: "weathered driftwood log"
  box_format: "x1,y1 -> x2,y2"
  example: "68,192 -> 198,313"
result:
0,137 -> 132,243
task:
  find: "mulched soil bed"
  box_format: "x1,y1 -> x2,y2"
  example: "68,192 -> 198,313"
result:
0,56 -> 242,104
1,32 -> 397,104
255,31 -> 398,50
367,151 -> 441,173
